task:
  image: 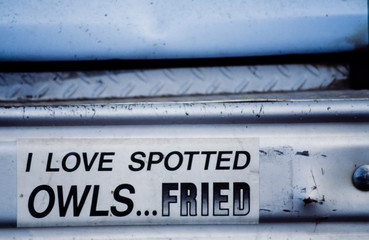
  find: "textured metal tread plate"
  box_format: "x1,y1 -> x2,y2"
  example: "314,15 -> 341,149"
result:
0,64 -> 348,102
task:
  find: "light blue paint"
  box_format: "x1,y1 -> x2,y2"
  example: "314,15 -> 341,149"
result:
0,0 -> 367,61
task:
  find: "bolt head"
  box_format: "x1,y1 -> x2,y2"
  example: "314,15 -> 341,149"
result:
353,165 -> 369,191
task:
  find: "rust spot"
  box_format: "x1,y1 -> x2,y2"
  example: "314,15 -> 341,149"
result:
315,217 -> 328,224
303,195 -> 325,205
303,197 -> 318,205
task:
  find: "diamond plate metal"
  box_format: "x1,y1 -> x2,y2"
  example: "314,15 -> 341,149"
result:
0,64 -> 349,102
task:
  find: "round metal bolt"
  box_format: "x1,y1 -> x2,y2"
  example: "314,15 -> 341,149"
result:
352,165 -> 369,191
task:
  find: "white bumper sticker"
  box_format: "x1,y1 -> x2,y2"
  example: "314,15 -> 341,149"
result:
17,138 -> 259,227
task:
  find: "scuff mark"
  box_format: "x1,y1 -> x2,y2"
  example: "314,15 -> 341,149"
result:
302,169 -> 326,206
274,150 -> 284,155
255,104 -> 264,118
310,169 -> 319,192
260,209 -> 271,212
296,151 -> 309,157
91,108 -> 96,119
259,150 -> 267,155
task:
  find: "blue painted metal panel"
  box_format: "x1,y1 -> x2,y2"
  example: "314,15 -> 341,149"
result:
0,0 -> 367,61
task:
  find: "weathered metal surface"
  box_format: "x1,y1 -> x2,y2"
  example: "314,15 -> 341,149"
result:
0,96 -> 369,228
0,64 -> 349,102
0,123 -> 369,225
1,222 -> 369,240
2,89 -> 366,107
0,97 -> 368,126
0,0 -> 367,61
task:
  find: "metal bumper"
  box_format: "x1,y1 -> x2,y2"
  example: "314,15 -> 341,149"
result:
1,93 -> 369,228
